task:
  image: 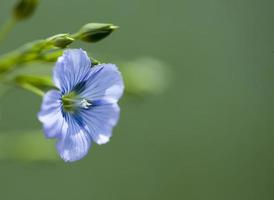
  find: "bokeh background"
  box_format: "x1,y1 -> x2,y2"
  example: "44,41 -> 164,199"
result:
0,0 -> 274,199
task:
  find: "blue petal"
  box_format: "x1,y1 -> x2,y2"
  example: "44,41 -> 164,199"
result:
53,49 -> 92,94
38,90 -> 65,138
79,103 -> 120,145
80,64 -> 124,103
56,115 -> 92,162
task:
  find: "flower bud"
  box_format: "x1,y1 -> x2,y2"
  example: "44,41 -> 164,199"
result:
13,0 -> 39,21
47,34 -> 74,48
74,23 -> 118,43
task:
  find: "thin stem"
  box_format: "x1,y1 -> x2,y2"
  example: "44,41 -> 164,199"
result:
0,79 -> 45,99
20,83 -> 45,97
0,40 -> 45,74
0,18 -> 17,44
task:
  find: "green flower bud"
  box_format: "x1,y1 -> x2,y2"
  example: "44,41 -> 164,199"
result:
74,23 -> 118,43
13,0 -> 39,21
46,34 -> 74,48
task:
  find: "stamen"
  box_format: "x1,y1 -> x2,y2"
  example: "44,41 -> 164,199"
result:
80,99 -> 92,109
62,92 -> 91,112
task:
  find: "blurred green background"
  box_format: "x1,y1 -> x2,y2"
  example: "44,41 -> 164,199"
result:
0,0 -> 274,199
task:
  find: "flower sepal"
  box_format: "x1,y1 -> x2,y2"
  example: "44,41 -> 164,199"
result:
73,23 -> 118,43
46,34 -> 74,49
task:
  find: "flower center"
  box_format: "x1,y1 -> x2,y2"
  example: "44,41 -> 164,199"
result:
62,92 -> 91,113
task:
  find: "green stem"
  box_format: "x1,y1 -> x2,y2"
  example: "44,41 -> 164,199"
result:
0,39 -> 47,74
0,30 -> 102,75
0,18 -> 17,44
19,83 -> 45,96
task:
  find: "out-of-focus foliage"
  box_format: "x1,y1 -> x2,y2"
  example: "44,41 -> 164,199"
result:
120,57 -> 171,96
0,130 -> 57,161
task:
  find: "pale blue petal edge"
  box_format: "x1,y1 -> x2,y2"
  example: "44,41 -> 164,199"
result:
38,90 -> 65,138
80,64 -> 124,103
80,103 -> 120,145
53,49 -> 92,94
56,115 -> 92,162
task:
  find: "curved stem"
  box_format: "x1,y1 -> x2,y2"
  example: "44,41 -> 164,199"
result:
19,83 -> 45,96
0,18 -> 17,44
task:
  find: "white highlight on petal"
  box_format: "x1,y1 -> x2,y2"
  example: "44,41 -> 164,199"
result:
96,134 -> 110,145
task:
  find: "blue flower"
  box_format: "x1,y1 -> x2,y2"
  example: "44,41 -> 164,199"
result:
38,49 -> 124,162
